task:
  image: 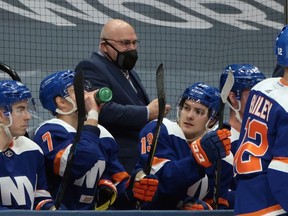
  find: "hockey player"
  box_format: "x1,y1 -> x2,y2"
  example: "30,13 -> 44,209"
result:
220,64 -> 266,153
0,80 -> 55,210
233,25 -> 288,215
33,70 -> 158,210
219,64 -> 266,209
134,82 -> 231,210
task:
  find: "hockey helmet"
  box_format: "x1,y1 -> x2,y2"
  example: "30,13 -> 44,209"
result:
39,70 -> 75,115
220,64 -> 266,100
0,80 -> 32,114
275,25 -> 288,67
179,82 -> 220,121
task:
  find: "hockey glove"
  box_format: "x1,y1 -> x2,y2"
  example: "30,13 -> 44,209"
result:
190,128 -> 231,168
35,199 -> 56,210
204,197 -> 229,209
180,197 -> 212,210
126,169 -> 158,202
95,179 -> 117,210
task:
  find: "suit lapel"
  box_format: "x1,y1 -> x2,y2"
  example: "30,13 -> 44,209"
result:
108,64 -> 142,102
97,53 -> 149,105
129,71 -> 149,104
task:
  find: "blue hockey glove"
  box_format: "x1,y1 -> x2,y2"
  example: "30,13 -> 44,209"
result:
95,179 -> 117,210
190,127 -> 231,168
126,169 -> 158,202
180,197 -> 212,210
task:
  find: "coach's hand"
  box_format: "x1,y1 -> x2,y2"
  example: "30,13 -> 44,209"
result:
125,169 -> 158,202
190,127 -> 231,168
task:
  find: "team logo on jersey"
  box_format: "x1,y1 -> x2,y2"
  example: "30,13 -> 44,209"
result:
0,176 -> 34,208
4,149 -> 13,157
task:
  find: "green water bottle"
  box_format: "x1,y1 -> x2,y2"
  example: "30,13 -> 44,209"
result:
95,87 -> 113,104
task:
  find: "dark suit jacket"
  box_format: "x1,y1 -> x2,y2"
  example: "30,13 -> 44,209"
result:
75,52 -> 150,174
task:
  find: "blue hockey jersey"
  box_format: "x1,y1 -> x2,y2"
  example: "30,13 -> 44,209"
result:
234,77 -> 288,215
0,136 -> 52,210
135,118 -> 231,210
33,119 -> 129,210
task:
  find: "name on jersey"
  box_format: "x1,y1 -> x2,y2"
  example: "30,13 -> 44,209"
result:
249,94 -> 273,121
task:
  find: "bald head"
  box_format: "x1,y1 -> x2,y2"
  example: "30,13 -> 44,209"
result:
100,19 -> 137,43
98,19 -> 139,66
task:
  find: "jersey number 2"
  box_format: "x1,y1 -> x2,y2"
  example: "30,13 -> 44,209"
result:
234,118 -> 268,174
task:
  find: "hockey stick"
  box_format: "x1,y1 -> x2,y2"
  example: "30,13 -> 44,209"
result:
213,68 -> 234,209
136,63 -> 166,210
144,63 -> 166,175
54,70 -> 86,209
0,62 -> 22,82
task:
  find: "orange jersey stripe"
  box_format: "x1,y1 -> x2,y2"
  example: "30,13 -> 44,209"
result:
152,156 -> 169,166
237,204 -> 283,216
112,171 -> 129,183
54,148 -> 66,175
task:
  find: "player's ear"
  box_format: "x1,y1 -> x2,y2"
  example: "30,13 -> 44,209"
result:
55,96 -> 66,110
207,118 -> 217,129
0,109 -> 7,124
228,92 -> 238,108
0,110 -> 4,121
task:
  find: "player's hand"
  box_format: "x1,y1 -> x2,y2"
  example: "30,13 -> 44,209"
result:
95,179 -> 117,210
36,199 -> 56,210
180,197 -> 212,210
190,126 -> 231,168
125,169 -> 158,202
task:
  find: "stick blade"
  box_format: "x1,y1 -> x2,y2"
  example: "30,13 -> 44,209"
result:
213,67 -> 235,209
156,63 -> 166,118
144,63 -> 166,175
0,62 -> 22,82
73,70 -> 86,121
221,69 -> 234,103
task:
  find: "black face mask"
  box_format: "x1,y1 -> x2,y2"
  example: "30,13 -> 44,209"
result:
104,41 -> 138,71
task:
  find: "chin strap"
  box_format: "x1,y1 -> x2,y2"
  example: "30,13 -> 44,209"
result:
227,100 -> 242,123
0,113 -> 13,140
205,118 -> 216,131
55,97 -> 77,115
176,106 -> 181,122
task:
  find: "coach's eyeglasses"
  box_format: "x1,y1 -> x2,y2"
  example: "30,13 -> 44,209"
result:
101,38 -> 139,47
